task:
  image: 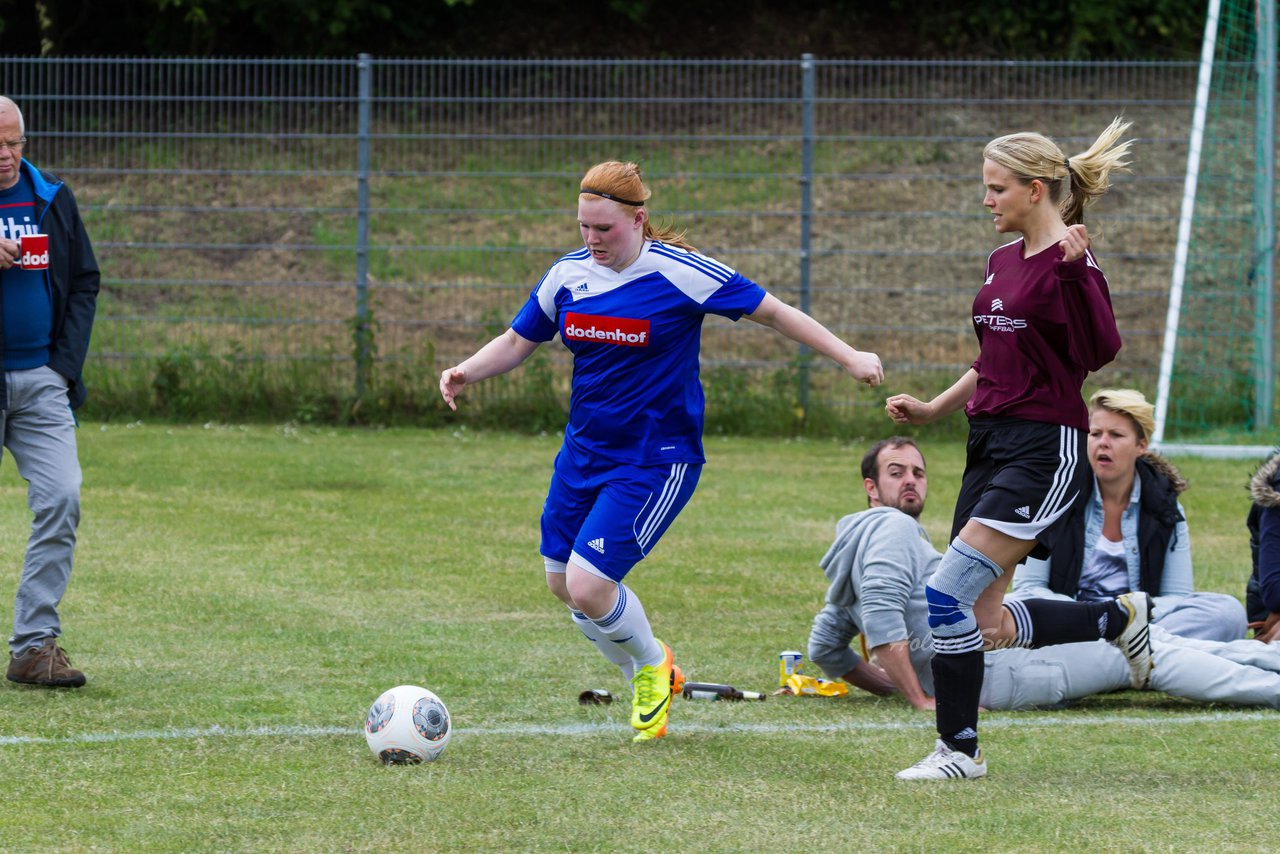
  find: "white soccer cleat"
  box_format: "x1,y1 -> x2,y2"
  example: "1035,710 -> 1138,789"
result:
896,739 -> 987,780
1113,591 -> 1154,688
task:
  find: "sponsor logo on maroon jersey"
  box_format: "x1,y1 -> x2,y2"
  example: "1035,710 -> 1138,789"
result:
974,297 -> 1025,332
563,312 -> 650,346
974,314 -> 1027,332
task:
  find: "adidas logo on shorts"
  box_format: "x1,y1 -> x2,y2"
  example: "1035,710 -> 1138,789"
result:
1014,505 -> 1031,519
588,537 -> 605,553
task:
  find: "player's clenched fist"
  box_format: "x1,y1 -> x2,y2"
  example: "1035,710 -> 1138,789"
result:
849,350 -> 884,387
439,367 -> 467,411
1059,223 -> 1091,263
885,393 -> 932,425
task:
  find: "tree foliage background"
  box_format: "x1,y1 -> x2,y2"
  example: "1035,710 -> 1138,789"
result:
0,0 -> 1208,58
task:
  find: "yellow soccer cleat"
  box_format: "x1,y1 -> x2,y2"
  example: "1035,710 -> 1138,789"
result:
630,640 -> 674,740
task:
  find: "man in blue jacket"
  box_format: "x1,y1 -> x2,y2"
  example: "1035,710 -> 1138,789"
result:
0,95 -> 99,688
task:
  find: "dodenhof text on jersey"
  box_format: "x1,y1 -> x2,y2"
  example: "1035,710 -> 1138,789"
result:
563,312 -> 651,346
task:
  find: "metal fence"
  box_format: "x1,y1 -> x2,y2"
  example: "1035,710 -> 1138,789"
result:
0,56 -> 1203,418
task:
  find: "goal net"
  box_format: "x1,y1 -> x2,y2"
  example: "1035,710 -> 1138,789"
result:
1153,0 -> 1277,457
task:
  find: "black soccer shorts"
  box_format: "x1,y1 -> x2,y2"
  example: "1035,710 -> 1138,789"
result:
951,416 -> 1089,560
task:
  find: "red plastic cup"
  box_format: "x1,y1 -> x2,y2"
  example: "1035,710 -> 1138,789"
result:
18,233 -> 49,270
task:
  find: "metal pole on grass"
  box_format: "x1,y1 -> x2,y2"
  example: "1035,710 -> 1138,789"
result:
1254,0 -> 1276,430
355,53 -> 373,400
798,53 -> 815,420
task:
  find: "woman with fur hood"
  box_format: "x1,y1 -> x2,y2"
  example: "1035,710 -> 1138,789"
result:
1246,450 -> 1280,643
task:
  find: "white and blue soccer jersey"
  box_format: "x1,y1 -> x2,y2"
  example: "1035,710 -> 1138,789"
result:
511,240 -> 766,466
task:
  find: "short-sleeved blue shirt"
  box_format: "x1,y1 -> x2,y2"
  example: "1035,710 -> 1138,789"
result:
512,240 -> 766,466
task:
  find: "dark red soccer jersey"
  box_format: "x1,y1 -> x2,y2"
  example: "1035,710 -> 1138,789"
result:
966,239 -> 1121,430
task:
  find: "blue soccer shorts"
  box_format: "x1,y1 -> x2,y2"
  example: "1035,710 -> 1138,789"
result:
540,450 -> 702,582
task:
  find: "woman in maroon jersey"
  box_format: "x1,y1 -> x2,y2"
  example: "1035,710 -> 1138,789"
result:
884,118 -> 1144,780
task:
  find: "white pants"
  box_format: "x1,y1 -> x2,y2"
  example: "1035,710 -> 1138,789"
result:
980,625 -> 1280,711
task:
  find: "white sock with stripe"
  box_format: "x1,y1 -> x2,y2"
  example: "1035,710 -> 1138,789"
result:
569,607 -> 634,681
590,583 -> 663,669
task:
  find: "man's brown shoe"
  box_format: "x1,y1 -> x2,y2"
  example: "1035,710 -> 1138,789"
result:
6,638 -> 86,687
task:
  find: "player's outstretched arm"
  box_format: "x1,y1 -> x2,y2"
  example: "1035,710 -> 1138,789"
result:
440,327 -> 541,411
885,368 -> 978,426
746,293 -> 882,386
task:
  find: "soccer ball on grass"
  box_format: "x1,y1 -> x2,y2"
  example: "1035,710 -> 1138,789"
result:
364,684 -> 452,764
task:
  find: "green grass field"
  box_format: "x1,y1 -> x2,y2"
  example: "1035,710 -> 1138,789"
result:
0,425 -> 1275,852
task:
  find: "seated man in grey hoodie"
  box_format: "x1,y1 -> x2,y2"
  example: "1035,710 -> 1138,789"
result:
807,437 -> 1280,711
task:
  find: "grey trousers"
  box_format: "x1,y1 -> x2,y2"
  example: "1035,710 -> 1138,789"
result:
811,602 -> 1280,711
980,625 -> 1280,710
4,366 -> 82,656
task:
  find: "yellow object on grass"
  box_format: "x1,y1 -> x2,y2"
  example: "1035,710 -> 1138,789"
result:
784,673 -> 849,697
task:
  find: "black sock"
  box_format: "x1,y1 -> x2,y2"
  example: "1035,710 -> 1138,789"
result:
932,649 -> 984,758
1019,598 -> 1124,646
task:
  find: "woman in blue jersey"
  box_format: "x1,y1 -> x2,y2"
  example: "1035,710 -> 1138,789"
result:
884,120 -> 1147,780
440,160 -> 882,743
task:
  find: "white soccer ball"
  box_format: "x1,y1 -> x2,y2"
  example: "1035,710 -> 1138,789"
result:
364,684 -> 452,764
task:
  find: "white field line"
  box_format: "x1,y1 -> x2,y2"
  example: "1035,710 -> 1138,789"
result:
0,709 -> 1273,747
